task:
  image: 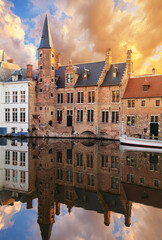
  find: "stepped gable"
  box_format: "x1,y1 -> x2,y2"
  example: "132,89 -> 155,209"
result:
123,75 -> 162,99
39,15 -> 54,49
55,61 -> 105,88
101,62 -> 126,86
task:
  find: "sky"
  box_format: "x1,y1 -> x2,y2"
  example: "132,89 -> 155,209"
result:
0,0 -> 162,74
1,200 -> 162,240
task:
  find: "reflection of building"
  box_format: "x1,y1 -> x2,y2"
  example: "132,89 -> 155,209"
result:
1,139 -> 162,239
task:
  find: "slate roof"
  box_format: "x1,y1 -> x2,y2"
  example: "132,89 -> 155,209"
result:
123,75 -> 162,99
39,15 -> 54,49
56,61 -> 105,88
101,62 -> 126,86
0,61 -> 20,82
4,68 -> 38,83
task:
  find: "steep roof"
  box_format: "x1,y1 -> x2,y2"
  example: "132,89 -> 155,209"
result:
101,62 -> 126,86
123,75 -> 162,99
55,61 -> 105,88
39,15 -> 54,49
0,61 -> 20,82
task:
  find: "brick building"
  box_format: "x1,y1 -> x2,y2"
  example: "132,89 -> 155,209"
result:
122,73 -> 162,138
30,16 -> 132,139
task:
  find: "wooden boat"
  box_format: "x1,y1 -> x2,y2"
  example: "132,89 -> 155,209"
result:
120,135 -> 162,148
119,144 -> 162,153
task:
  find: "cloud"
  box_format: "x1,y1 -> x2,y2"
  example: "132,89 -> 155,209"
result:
29,0 -> 162,74
0,0 -> 37,68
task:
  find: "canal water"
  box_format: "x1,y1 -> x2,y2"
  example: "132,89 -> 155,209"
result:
0,138 -> 162,240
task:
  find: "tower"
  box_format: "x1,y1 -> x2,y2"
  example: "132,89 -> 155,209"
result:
36,15 -> 56,127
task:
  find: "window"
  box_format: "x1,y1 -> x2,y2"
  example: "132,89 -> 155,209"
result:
20,108 -> 25,122
40,66 -> 43,70
127,116 -> 135,126
112,90 -> 120,102
13,91 -> 18,103
13,152 -> 17,166
5,92 -> 10,103
57,168 -> 63,180
127,174 -> 134,183
140,177 -> 144,184
87,110 -> 94,122
67,74 -> 73,83
77,172 -> 83,184
102,111 -> 108,123
111,156 -> 119,168
57,93 -> 63,104
52,66 -> 54,70
77,92 -> 84,103
51,93 -> 53,97
87,154 -> 93,168
112,111 -> 119,123
112,68 -> 118,78
13,108 -> 17,122
5,108 -> 10,122
87,174 -> 94,186
151,116 -> 158,123
111,177 -> 119,189
126,156 -> 134,166
156,100 -> 160,106
57,151 -> 62,163
20,91 -> 26,102
20,171 -> 26,184
5,150 -> 10,164
77,110 -> 83,122
52,53 -> 54,58
141,100 -> 145,107
51,111 -> 53,115
67,149 -> 72,164
66,191 -> 73,200
13,170 -> 18,183
143,85 -> 149,92
5,169 -> 10,181
67,170 -> 73,182
76,153 -> 83,166
67,93 -> 73,103
128,100 -> 135,108
154,179 -> 159,187
101,155 -> 108,167
40,78 -> 42,82
51,78 -> 54,82
40,53 -> 42,57
57,110 -> 62,122
20,152 -> 25,166
88,91 -> 95,103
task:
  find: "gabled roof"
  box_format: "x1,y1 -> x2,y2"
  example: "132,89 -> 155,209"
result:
123,75 -> 162,99
55,61 -> 105,88
39,15 -> 54,49
101,62 -> 126,86
0,61 -> 20,82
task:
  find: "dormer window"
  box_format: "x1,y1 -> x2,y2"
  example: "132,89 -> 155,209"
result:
12,75 -> 18,81
67,74 -> 73,83
83,68 -> 89,79
112,67 -> 118,78
143,85 -> 149,92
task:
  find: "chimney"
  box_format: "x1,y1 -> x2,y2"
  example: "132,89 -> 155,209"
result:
26,64 -> 33,79
7,59 -> 14,64
152,68 -> 156,75
56,201 -> 60,215
105,48 -> 112,71
56,53 -> 61,70
104,211 -> 110,226
126,50 -> 133,78
27,196 -> 33,209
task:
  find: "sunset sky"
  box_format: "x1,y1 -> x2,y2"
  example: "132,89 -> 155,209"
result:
0,0 -> 162,74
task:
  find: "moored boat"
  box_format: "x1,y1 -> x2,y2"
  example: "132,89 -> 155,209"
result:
120,135 -> 162,148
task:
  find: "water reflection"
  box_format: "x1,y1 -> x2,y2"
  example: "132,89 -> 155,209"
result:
0,138 -> 162,240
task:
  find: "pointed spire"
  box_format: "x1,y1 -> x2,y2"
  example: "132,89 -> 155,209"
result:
39,15 -> 54,49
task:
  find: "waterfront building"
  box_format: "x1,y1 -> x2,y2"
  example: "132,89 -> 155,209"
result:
122,71 -> 162,138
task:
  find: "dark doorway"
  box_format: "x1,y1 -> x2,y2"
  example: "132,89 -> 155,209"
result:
67,110 -> 73,127
49,121 -> 52,127
150,123 -> 158,139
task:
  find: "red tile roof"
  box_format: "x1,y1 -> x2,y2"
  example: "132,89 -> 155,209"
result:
123,75 -> 162,98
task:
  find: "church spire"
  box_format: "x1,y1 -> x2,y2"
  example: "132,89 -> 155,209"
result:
39,15 -> 54,49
